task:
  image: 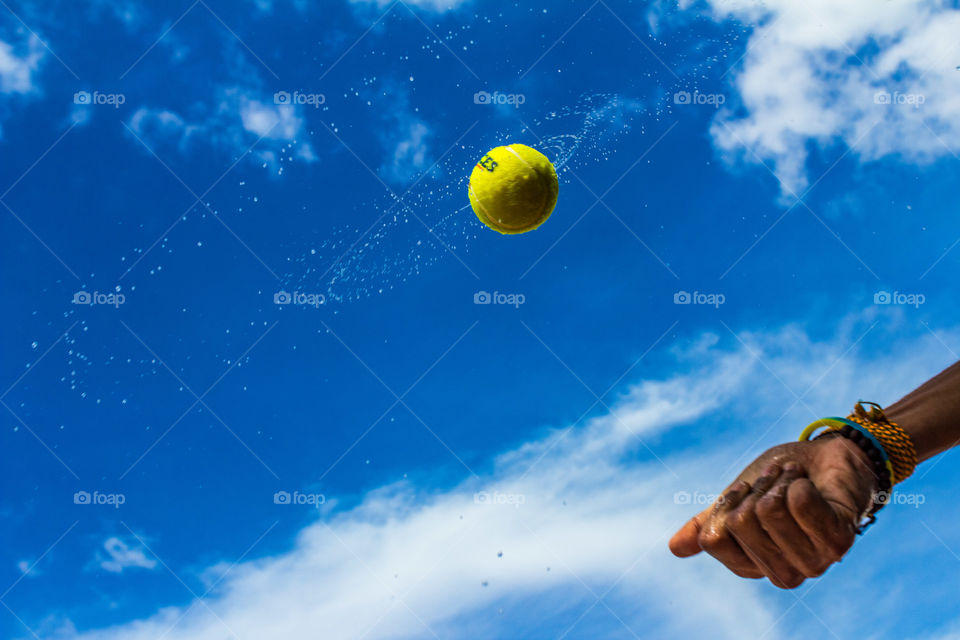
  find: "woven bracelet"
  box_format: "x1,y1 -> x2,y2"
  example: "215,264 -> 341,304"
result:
848,401 -> 918,484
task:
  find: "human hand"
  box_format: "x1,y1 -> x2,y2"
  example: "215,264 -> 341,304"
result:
668,435 -> 879,588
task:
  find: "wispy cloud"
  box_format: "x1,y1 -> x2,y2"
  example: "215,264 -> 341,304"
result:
349,0 -> 473,12
97,537 -> 157,574
0,34 -> 45,95
85,0 -> 146,31
42,313 -> 958,639
373,81 -> 435,186
380,118 -> 432,185
0,32 -> 48,138
125,87 -> 316,173
16,559 -> 39,577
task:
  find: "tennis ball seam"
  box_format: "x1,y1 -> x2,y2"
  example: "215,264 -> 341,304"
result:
467,182 -> 494,226
504,145 -> 533,170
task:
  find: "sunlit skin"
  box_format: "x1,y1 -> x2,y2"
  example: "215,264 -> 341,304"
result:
669,360 -> 960,588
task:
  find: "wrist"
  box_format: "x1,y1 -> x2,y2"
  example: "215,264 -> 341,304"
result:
816,433 -> 877,487
813,434 -> 882,520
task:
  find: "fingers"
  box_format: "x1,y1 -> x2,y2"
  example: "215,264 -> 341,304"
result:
668,484 -> 744,558
726,463 -> 806,588
694,480 -> 764,579
754,463 -> 828,578
668,508 -> 709,558
671,443 -> 867,588
788,477 -> 857,562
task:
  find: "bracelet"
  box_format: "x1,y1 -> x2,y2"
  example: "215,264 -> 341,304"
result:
799,401 -> 917,484
799,417 -> 895,488
799,401 -> 915,533
848,401 -> 918,484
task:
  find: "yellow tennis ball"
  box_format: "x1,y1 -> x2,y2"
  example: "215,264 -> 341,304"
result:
468,143 -> 559,234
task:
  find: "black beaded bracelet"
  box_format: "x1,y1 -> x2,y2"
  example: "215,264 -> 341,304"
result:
813,426 -> 892,533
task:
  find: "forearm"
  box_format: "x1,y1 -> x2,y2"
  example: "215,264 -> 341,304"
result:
884,360 -> 960,463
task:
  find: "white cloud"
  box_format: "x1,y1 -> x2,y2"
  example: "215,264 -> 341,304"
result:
86,0 -> 145,31
239,98 -> 304,140
128,108 -> 190,144
0,32 -> 47,139
381,119 -> 432,185
98,537 -> 157,574
247,0 -> 309,11
915,620 -> 960,640
41,312 -> 959,640
126,87 -> 316,173
0,34 -> 45,95
17,559 -> 38,577
372,80 -> 435,185
698,0 -> 960,197
349,0 -> 472,11
264,0 -> 470,11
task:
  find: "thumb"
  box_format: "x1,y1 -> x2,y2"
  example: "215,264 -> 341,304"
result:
668,508 -> 710,557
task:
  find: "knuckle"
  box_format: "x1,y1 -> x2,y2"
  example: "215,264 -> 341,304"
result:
755,494 -> 786,520
790,482 -> 817,510
697,530 -> 725,552
782,573 -> 805,589
829,531 -> 855,559
796,557 -> 829,578
732,567 -> 764,579
830,543 -> 850,562
726,508 -> 753,530
810,560 -> 832,577
770,570 -> 804,589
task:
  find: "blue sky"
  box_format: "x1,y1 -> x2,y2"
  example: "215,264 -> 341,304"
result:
3,0 -> 960,638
